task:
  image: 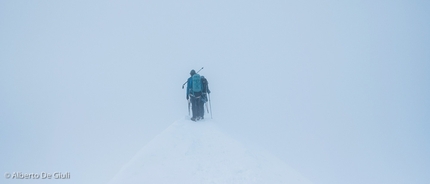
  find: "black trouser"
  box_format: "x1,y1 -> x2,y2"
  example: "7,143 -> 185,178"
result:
190,92 -> 204,118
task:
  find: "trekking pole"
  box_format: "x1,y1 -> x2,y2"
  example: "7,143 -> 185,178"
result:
181,67 -> 204,89
208,93 -> 213,119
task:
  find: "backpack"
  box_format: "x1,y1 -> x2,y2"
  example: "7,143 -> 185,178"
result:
191,74 -> 202,92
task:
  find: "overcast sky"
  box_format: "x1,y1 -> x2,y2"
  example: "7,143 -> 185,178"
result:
1,1 -> 429,184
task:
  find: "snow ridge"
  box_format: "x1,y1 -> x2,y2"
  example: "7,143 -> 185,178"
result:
109,117 -> 312,184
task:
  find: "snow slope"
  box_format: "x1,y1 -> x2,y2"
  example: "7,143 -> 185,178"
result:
109,118 -> 312,184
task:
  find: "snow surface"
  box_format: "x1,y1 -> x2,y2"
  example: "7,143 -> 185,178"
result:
109,117 -> 312,184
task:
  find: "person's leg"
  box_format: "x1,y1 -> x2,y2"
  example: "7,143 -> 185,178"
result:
194,92 -> 203,120
199,98 -> 205,119
191,96 -> 197,121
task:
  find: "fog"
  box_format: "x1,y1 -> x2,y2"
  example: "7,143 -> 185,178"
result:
1,1 -> 429,184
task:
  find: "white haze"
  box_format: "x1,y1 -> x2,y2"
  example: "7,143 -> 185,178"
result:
1,1 -> 429,184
